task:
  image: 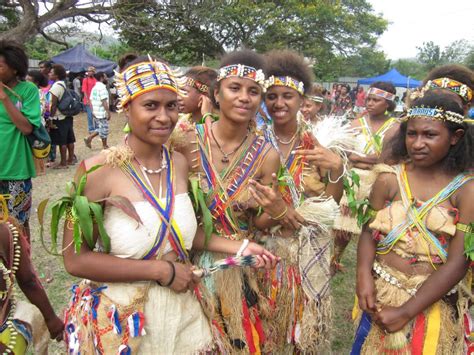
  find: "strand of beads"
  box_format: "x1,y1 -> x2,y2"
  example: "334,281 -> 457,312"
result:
1,221 -> 22,353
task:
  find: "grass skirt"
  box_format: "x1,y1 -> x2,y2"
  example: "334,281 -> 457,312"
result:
353,263 -> 467,355
258,197 -> 338,353
195,250 -> 270,354
64,280 -> 213,354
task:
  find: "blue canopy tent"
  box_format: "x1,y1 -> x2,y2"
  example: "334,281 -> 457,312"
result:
51,44 -> 117,74
357,68 -> 421,88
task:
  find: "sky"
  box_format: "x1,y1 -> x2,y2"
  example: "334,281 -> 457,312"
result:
369,0 -> 474,60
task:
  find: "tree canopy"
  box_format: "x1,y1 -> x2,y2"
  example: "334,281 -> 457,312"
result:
114,0 -> 388,79
0,0 -> 113,45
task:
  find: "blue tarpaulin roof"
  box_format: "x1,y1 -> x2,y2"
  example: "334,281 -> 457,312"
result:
357,68 -> 421,88
51,44 -> 117,74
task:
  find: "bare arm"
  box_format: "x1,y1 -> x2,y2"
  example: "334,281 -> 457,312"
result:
356,173 -> 396,313
15,233 -> 63,339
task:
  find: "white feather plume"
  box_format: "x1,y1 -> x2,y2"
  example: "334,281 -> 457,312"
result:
310,115 -> 358,153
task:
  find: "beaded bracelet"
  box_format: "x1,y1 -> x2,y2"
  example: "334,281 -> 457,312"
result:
270,205 -> 288,221
157,261 -> 176,287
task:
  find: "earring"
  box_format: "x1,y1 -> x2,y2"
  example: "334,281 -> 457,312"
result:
123,123 -> 131,133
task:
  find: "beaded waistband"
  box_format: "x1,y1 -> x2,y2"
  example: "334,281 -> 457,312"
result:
373,262 -> 456,296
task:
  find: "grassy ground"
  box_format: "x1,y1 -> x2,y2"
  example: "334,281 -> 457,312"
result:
27,112 -> 358,353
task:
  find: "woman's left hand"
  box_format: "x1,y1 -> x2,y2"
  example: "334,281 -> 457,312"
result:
373,305 -> 411,333
294,136 -> 343,172
249,174 -> 305,229
243,242 -> 280,269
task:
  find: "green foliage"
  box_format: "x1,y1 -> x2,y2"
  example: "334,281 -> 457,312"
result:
114,0 -> 387,77
343,170 -> 371,227
337,47 -> 390,78
24,37 -> 65,61
417,40 -> 472,71
0,4 -> 21,32
461,223 -> 474,261
189,177 -> 214,246
38,165 -> 111,255
391,59 -> 427,80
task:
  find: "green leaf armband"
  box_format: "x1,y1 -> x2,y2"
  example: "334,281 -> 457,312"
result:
459,222 -> 474,261
39,164 -> 113,255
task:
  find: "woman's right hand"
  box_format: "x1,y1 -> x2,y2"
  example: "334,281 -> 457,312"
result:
243,242 -> 280,269
356,270 -> 377,313
249,174 -> 306,230
157,261 -> 200,293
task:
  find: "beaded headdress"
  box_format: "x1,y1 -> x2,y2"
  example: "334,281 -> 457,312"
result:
115,57 -> 185,110
185,77 -> 209,95
367,87 -> 395,102
424,77 -> 473,103
405,106 -> 464,125
217,64 -> 265,87
306,95 -> 324,103
266,76 -> 305,95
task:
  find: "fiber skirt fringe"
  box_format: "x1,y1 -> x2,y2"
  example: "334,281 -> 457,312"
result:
259,235 -> 332,354
64,280 -> 213,354
195,250 -> 270,354
352,263 -> 467,355
258,197 -> 338,353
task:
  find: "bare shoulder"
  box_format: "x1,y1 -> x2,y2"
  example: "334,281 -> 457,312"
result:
172,150 -> 189,176
455,178 -> 474,208
79,151 -> 115,200
372,171 -> 398,202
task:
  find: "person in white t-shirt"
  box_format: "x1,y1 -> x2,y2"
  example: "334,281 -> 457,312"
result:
48,64 -> 76,168
84,72 -> 110,149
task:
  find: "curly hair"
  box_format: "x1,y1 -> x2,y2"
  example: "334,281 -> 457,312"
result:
27,70 -> 48,88
388,89 -> 473,173
369,81 -> 397,112
264,50 -> 313,95
210,49 -> 266,107
423,64 -> 474,105
117,53 -> 138,72
0,40 -> 29,80
51,64 -> 67,81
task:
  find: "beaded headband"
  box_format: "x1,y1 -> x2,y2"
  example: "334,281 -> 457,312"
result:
405,106 -> 464,125
266,76 -> 305,95
367,87 -> 395,102
306,95 -> 324,103
115,58 -> 184,110
424,77 -> 473,103
217,64 -> 265,86
185,77 -> 209,95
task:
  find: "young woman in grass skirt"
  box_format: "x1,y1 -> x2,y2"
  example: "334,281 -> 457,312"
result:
332,81 -> 399,272
353,87 -> 474,354
61,56 -> 216,354
253,50 -> 346,353
178,50 -> 281,354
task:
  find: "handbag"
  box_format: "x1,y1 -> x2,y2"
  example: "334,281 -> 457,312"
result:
26,124 -> 51,159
